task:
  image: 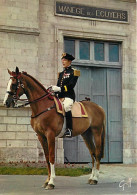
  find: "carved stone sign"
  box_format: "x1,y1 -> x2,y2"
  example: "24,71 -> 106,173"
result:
56,2 -> 128,22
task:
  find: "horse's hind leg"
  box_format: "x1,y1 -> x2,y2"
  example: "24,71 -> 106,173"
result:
37,134 -> 50,188
89,128 -> 103,185
82,127 -> 103,185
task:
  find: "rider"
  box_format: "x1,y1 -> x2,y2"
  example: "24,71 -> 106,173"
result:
51,53 -> 80,137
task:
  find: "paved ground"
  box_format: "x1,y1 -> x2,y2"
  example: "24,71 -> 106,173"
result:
0,164 -> 137,195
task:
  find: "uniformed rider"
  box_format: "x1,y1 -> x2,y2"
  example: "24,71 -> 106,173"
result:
51,53 -> 80,137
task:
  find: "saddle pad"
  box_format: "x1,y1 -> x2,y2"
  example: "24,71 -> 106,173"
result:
54,97 -> 88,118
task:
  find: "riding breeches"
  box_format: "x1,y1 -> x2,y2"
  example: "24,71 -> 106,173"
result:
63,97 -> 74,112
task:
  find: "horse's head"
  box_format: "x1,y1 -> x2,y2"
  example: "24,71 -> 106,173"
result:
3,67 -> 25,108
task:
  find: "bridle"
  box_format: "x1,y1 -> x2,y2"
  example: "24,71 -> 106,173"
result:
7,73 -> 25,104
8,71 -> 55,118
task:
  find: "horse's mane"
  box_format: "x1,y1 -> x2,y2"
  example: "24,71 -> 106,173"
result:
22,72 -> 48,93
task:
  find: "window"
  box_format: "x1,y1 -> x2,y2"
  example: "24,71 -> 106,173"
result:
64,39 -> 75,57
109,43 -> 119,62
64,38 -> 121,66
79,41 -> 90,60
94,42 -> 104,61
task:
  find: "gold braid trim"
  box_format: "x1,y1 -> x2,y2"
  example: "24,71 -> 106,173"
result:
64,85 -> 67,92
73,69 -> 80,77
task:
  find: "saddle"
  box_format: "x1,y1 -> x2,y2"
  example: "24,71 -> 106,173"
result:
54,97 -> 88,118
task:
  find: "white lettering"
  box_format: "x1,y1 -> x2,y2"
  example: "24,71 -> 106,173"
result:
122,13 -> 126,20
100,11 -> 105,17
96,10 -> 100,16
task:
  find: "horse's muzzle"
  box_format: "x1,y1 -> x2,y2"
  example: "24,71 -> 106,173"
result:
5,99 -> 15,108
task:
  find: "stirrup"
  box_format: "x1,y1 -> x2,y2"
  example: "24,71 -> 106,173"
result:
64,128 -> 72,137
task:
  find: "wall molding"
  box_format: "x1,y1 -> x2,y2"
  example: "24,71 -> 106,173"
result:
0,25 -> 40,36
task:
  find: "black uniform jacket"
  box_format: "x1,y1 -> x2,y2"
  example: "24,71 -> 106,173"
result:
57,66 -> 80,101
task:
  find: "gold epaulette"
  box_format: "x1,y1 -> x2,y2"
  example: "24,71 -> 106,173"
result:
57,72 -> 60,78
73,69 -> 80,77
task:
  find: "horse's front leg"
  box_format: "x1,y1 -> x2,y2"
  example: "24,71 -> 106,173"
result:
37,134 -> 51,188
45,130 -> 56,190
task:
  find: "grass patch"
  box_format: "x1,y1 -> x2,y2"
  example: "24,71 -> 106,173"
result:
0,167 -> 91,177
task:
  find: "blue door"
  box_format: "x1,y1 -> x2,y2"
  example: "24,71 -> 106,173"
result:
64,66 -> 122,163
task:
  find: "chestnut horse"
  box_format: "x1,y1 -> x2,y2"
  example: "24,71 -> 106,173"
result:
3,67 -> 106,190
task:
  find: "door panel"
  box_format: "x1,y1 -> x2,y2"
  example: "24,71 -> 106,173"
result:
90,68 -> 108,162
78,136 -> 91,162
107,69 -> 122,162
64,66 -> 122,163
64,137 -> 77,163
75,67 -> 92,101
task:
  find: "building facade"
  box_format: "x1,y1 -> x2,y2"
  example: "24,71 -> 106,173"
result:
0,0 -> 136,164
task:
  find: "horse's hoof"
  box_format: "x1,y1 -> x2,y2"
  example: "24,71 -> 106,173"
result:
45,184 -> 55,190
89,179 -> 98,185
42,182 -> 48,188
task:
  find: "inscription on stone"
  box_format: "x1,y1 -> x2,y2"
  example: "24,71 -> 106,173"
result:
56,2 -> 128,22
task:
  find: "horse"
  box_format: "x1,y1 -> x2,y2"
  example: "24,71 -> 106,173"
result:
3,67 -> 106,190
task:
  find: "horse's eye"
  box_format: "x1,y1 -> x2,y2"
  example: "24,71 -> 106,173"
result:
12,84 -> 17,90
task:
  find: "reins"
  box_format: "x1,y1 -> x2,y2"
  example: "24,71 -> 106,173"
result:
31,105 -> 55,118
15,93 -> 51,108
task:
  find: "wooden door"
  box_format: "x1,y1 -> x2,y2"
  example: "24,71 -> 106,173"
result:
64,66 -> 122,163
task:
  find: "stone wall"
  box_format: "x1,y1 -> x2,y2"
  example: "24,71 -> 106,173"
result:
0,0 -> 136,164
0,0 -> 39,101
0,0 -> 39,28
121,1 -> 137,164
0,107 -> 38,162
0,0 -> 41,163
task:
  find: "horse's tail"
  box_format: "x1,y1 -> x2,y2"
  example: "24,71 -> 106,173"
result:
101,118 -> 106,158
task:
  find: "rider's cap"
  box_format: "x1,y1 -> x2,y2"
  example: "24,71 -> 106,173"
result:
61,53 -> 75,61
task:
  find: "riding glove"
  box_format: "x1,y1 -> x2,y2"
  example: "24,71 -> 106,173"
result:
52,86 -> 61,92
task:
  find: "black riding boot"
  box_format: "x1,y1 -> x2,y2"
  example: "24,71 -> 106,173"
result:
64,111 -> 72,137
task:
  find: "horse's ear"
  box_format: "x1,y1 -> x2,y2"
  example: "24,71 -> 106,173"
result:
7,69 -> 12,75
15,67 -> 19,75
